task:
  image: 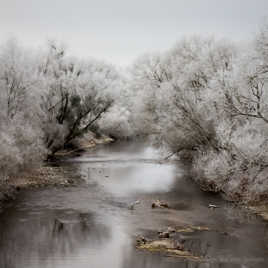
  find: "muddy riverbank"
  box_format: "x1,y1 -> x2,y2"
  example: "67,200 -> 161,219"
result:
0,166 -> 78,212
0,133 -> 113,212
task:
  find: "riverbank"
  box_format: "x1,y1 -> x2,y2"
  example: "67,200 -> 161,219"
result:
0,166 -> 76,212
0,133 -> 114,212
246,204 -> 268,221
191,168 -> 268,222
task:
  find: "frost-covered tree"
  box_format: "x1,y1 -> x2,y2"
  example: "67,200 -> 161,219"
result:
128,33 -> 268,202
38,42 -> 120,154
130,37 -> 236,153
0,39 -> 46,179
0,39 -> 125,182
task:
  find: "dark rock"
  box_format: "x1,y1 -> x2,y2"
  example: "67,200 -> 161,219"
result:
175,241 -> 184,250
136,236 -> 147,245
67,179 -> 74,184
159,231 -> 170,238
152,200 -> 169,209
167,227 -> 176,233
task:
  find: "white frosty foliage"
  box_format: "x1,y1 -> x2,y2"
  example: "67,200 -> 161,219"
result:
1,22 -> 268,202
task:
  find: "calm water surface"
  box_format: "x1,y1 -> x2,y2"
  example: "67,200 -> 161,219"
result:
0,142 -> 268,268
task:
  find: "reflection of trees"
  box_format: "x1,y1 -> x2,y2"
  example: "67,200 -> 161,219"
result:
0,209 -> 110,268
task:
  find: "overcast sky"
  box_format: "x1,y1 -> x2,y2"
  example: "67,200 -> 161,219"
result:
0,0 -> 268,65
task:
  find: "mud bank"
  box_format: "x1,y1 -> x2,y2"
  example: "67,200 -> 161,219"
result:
0,166 -> 76,212
0,134 -> 113,212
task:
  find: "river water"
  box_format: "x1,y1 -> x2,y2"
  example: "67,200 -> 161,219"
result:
0,142 -> 268,268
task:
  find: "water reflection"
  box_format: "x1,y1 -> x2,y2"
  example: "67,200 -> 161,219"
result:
84,162 -> 176,197
0,209 -> 111,268
68,142 -> 162,163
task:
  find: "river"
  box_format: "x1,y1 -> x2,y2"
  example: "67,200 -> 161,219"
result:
0,142 -> 267,268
